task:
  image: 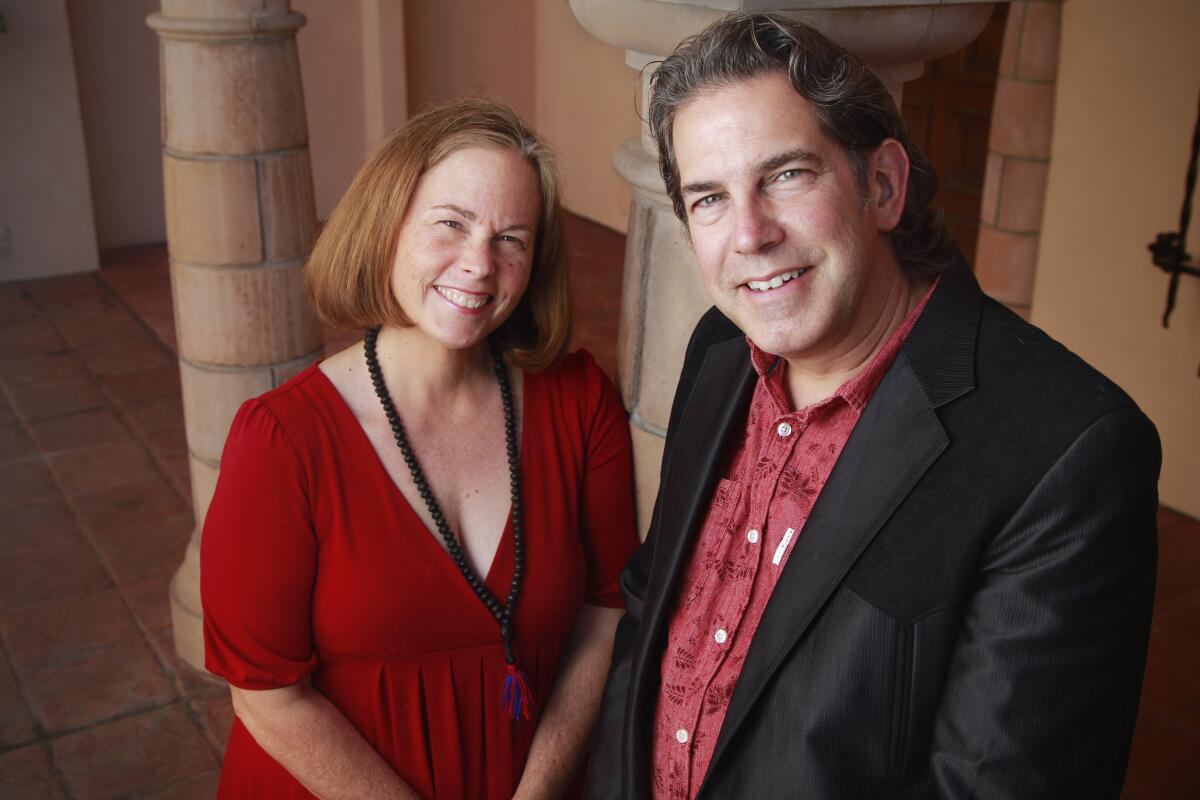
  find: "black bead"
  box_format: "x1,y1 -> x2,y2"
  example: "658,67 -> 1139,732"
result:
364,329 -> 526,671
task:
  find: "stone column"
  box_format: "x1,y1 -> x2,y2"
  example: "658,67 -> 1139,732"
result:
148,0 -> 323,673
976,0 -> 1060,318
570,0 -> 1004,535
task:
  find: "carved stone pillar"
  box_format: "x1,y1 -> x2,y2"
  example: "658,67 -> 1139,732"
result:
570,0 -> 1004,535
148,0 -> 323,673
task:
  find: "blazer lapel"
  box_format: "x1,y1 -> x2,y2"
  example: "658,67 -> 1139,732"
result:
702,264 -> 983,786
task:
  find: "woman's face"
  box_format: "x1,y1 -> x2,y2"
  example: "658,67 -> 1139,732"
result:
389,146 -> 541,353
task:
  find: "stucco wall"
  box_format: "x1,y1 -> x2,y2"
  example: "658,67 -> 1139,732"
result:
0,0 -> 99,279
1033,0 -> 1200,517
67,0 -> 164,249
403,0 -> 638,233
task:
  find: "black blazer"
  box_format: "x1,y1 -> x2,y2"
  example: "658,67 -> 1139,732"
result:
585,263 -> 1160,799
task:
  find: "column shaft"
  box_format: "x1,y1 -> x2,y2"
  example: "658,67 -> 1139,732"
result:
148,0 -> 322,673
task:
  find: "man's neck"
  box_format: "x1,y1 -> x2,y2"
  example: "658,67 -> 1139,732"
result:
783,272 -> 932,409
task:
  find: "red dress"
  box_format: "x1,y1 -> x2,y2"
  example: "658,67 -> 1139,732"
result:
200,351 -> 638,799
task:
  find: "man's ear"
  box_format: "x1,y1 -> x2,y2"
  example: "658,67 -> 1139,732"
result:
870,139 -> 909,233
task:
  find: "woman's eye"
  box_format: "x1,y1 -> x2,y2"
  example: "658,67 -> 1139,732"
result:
497,235 -> 528,250
439,219 -> 465,231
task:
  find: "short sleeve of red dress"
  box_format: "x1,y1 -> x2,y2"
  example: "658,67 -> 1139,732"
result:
201,398 -> 319,689
571,350 -> 640,607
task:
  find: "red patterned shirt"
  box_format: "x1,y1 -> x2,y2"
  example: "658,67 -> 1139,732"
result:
651,286 -> 934,799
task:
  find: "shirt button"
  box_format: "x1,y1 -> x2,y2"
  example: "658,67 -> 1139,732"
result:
676,728 -> 689,744
714,628 -> 728,644
777,421 -> 793,438
747,529 -> 759,544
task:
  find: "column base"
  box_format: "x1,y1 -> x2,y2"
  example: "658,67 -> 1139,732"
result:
169,535 -> 218,680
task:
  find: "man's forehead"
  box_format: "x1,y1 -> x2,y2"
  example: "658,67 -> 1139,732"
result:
672,74 -> 830,180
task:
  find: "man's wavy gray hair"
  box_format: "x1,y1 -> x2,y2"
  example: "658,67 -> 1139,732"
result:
648,12 -> 955,277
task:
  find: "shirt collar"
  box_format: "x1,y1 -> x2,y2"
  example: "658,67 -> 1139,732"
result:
747,275 -> 939,414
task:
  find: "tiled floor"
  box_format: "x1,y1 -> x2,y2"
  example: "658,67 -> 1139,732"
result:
1,213 -> 1197,797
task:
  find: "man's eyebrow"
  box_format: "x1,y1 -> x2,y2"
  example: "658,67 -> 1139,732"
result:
680,180 -> 722,197
760,149 -> 820,173
680,150 -> 821,197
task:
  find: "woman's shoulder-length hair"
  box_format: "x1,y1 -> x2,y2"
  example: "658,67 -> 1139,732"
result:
305,96 -> 570,372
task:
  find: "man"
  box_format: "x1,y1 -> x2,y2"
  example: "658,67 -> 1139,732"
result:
586,12 -> 1159,799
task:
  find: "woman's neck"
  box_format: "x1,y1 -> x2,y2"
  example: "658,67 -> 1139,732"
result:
372,326 -> 496,411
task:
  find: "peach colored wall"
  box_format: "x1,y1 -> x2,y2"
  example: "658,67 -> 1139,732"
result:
533,0 -> 639,233
0,0 -> 99,279
1033,0 -> 1200,518
405,0 -> 537,121
294,0 -> 369,220
66,0 -> 164,249
402,0 -> 636,232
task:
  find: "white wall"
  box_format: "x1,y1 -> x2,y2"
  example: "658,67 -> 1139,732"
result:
0,0 -> 99,280
67,0 -> 164,249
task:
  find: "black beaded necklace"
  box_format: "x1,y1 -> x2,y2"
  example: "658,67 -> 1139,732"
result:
363,327 -> 532,720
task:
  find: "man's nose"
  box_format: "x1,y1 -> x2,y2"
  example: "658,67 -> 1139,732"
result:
733,196 -> 783,255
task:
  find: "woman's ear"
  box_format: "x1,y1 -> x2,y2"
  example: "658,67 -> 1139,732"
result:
870,138 -> 909,233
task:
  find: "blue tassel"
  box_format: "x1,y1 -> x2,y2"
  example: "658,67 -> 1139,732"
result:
502,664 -> 534,721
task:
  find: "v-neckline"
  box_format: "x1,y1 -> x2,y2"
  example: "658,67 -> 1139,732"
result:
311,363 -> 530,591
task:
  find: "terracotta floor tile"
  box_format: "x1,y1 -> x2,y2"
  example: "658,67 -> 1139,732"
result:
0,536 -> 110,611
0,352 -> 90,390
89,512 -> 193,585
0,319 -> 69,362
0,293 -> 40,327
0,421 -> 39,462
0,650 -> 38,748
48,440 -> 162,496
1133,701 -> 1168,737
0,744 -> 66,800
122,572 -> 175,634
8,379 -> 107,423
190,693 -> 235,756
21,640 -> 177,733
1124,721 -> 1200,800
52,704 -> 218,800
1155,541 -> 1200,612
24,272 -> 105,303
0,391 -> 15,426
148,627 -> 226,701
143,771 -> 222,799
118,393 -> 186,438
1139,632 -> 1200,716
54,312 -> 151,353
100,364 -> 182,405
0,458 -> 60,509
28,407 -> 131,454
80,339 -> 175,378
0,589 -> 137,671
71,477 -> 190,532
1157,506 -> 1190,533
159,448 -> 193,502
0,501 -> 81,552
1155,597 -> 1200,652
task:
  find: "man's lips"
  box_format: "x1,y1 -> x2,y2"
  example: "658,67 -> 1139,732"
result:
744,267 -> 811,293
434,285 -> 491,310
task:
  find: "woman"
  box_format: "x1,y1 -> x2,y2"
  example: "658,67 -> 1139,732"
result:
200,98 -> 639,799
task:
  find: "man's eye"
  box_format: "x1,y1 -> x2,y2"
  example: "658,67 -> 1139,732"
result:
694,194 -> 722,210
775,168 -> 807,182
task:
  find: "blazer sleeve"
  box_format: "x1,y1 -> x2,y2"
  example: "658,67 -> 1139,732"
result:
584,306 -> 741,799
926,407 -> 1160,798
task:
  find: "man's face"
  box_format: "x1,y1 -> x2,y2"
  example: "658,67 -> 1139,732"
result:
673,71 -> 905,366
